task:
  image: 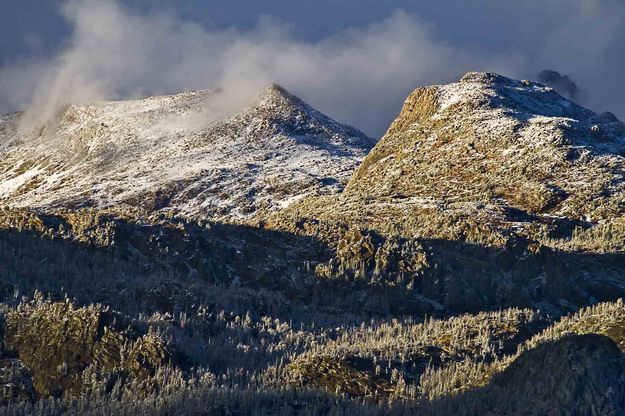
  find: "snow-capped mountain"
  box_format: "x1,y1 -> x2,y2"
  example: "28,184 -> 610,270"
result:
0,85 -> 374,219
4,72 -> 625,415
267,72 -> 625,314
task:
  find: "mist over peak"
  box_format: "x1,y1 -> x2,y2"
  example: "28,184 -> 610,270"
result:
2,0 -> 624,137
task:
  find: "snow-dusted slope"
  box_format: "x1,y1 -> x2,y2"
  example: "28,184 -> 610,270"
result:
0,85 -> 374,219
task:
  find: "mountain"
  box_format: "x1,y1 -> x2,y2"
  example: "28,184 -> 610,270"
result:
2,73 -> 625,415
280,72 -> 625,243
350,71 -> 625,219
0,85 -> 374,219
268,72 -> 625,314
347,71 -> 625,214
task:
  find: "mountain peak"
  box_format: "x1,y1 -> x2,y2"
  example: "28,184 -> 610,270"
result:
459,71 -> 508,84
458,71 -> 541,88
435,72 -> 595,121
242,84 -> 375,150
252,83 -> 314,116
342,72 -> 625,230
257,83 -> 294,103
263,83 -> 291,97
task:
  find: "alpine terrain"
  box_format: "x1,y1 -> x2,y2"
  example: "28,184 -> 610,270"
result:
1,73 -> 625,415
0,85 -> 374,219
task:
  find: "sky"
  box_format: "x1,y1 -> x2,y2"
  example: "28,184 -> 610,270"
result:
1,0 -> 624,137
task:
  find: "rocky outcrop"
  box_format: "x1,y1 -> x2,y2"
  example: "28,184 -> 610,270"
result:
2,299 -> 171,397
537,70 -> 579,99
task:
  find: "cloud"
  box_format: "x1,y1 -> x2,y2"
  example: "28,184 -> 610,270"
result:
0,0 -> 624,137
0,0 -> 516,137
537,70 -> 579,99
529,0 -> 625,117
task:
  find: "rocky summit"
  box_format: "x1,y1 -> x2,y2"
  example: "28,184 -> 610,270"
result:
348,72 -> 625,218
1,74 -> 625,415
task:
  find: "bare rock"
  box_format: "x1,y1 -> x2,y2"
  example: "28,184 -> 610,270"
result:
3,300 -> 171,397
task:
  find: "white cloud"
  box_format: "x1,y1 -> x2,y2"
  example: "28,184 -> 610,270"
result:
0,0 -> 623,137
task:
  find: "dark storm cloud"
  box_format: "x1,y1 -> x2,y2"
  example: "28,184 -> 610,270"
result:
0,0 -> 624,137
538,70 -> 579,99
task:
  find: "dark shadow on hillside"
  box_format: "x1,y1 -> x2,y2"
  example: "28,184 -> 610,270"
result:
415,237 -> 625,315
5,218 -> 625,410
418,334 -> 625,416
0,217 -> 329,319
2,214 -> 625,324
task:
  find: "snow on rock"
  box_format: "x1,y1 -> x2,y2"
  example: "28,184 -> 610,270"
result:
0,85 -> 375,220
344,72 -> 625,224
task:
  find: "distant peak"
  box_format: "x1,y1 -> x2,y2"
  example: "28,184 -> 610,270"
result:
258,84 -> 299,103
257,84 -> 295,101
